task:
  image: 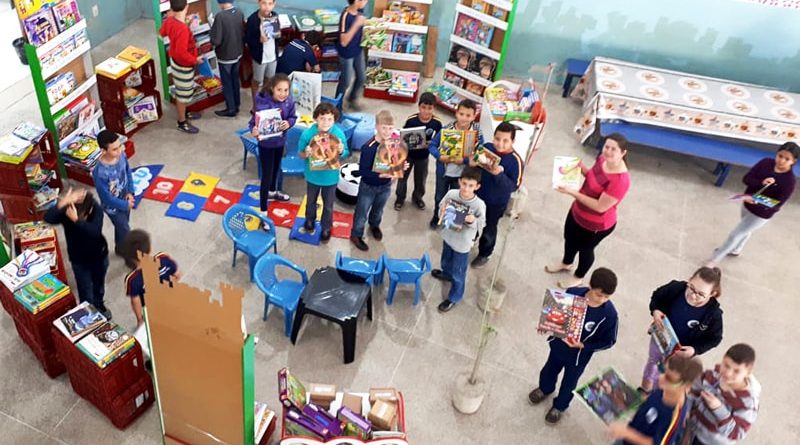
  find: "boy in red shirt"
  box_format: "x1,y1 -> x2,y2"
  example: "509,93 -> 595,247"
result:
159,0 -> 202,134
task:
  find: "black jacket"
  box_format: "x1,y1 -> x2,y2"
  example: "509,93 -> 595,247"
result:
648,280 -> 723,356
44,197 -> 108,266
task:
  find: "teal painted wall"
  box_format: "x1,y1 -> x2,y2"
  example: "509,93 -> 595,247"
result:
77,0 -> 144,44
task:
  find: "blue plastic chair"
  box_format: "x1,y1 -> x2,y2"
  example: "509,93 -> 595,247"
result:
254,254 -> 308,337
346,112 -> 376,151
382,253 -> 431,305
222,204 -> 277,281
237,128 -> 261,178
335,251 -> 384,287
321,92 -> 344,114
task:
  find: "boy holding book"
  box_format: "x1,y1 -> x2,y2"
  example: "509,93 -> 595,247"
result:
431,167 -> 485,313
121,229 -> 179,326
350,110 -> 404,251
159,0 -> 202,134
528,267 -> 619,424
685,343 -> 760,445
210,0 -> 245,117
471,121 -> 524,268
245,0 -> 281,109
608,355 -> 704,445
44,188 -> 111,319
92,130 -> 133,254
395,92 -> 442,211
428,99 -> 483,230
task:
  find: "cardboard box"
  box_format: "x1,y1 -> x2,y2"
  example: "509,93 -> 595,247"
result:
369,387 -> 398,404
308,383 -> 337,409
368,399 -> 397,431
342,392 -> 364,415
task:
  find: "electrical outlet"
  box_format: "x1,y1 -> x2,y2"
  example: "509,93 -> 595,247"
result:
92,4 -> 99,17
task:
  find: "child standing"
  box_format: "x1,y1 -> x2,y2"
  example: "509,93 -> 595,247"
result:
44,189 -> 111,319
608,355 -> 704,445
297,102 -> 350,241
395,92 -> 442,211
92,130 -> 133,254
528,267 -> 619,424
471,122 -> 524,268
685,343 -> 760,445
428,99 -> 483,229
350,110 -> 403,251
335,0 -> 368,109
245,0 -> 279,109
276,30 -> 322,76
159,0 -> 201,134
210,0 -> 245,117
121,229 -> 180,327
431,167 -> 486,312
249,73 -> 297,210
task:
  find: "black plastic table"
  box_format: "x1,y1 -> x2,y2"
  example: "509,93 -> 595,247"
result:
290,267 -> 373,364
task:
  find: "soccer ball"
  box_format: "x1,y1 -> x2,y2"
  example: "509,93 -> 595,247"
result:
336,162 -> 361,205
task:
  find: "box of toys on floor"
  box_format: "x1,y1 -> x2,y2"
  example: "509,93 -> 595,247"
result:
483,80 -> 539,122
278,368 -> 408,444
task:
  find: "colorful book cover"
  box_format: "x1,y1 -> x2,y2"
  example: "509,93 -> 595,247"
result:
55,301 -> 106,342
337,406 -> 371,439
262,15 -> 281,39
439,198 -> 470,231
574,368 -> 643,424
22,5 -> 58,47
439,129 -> 465,158
14,221 -> 55,245
753,194 -> 780,208
0,249 -> 50,292
389,71 -> 419,95
95,57 -> 132,79
449,45 -> 476,72
51,0 -> 81,33
308,132 -> 342,171
15,0 -> 44,20
254,402 -> 275,443
285,409 -> 328,439
361,18 -> 388,49
130,96 -> 158,123
454,14 -> 480,41
538,288 -> 588,340
475,23 -> 495,47
372,136 -> 408,179
278,367 -> 307,410
75,321 -> 135,367
254,108 -> 283,140
407,34 -> 424,54
61,136 -> 99,160
472,145 -> 501,171
45,72 -> 77,106
116,45 -> 151,69
552,156 -> 583,189
12,121 -> 46,143
13,273 -> 69,314
391,33 -> 412,53
648,316 -> 681,360
400,126 -> 427,150
55,110 -> 79,139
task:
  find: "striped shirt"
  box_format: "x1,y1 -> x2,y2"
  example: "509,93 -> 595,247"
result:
687,366 -> 760,445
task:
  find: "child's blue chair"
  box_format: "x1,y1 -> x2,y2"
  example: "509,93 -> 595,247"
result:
237,128 -> 261,178
321,92 -> 344,114
335,251 -> 384,287
222,204 -> 277,281
382,253 -> 431,306
253,254 -> 308,337
346,112 -> 376,151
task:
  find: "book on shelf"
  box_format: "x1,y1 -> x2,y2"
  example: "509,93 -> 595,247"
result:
45,72 -> 77,106
361,18 -> 389,49
116,45 -> 151,69
55,109 -> 79,140
552,156 -> 583,189
124,70 -> 143,88
51,0 -> 80,33
439,198 -> 470,231
60,135 -> 99,160
22,5 -> 58,47
538,288 -> 588,340
0,249 -> 51,292
337,406 -> 372,440
472,145 -> 501,171
454,13 -> 494,48
129,95 -> 159,123
372,136 -> 407,179
0,134 -> 34,164
75,321 -> 135,368
382,3 -> 425,24
439,129 -> 477,159
33,185 -> 59,210
389,71 -> 419,97
574,368 -> 643,424
254,108 -> 283,140
15,0 -> 45,19
54,301 -> 107,343
278,367 -> 307,410
399,126 -> 427,151
95,57 -> 132,79
308,133 -> 343,171
13,273 -> 70,314
14,220 -> 56,246
648,316 -> 681,360
12,122 -> 46,143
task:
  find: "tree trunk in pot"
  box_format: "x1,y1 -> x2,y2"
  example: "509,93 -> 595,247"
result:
452,371 -> 486,414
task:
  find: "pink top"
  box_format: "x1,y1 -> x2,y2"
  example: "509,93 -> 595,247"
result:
570,157 -> 630,231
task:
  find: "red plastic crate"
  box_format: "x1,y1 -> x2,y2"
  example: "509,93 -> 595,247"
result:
364,87 -> 419,104
101,374 -> 154,429
0,284 -> 13,314
101,93 -> 163,138
9,291 -> 76,352
14,318 -> 65,378
97,60 -> 158,105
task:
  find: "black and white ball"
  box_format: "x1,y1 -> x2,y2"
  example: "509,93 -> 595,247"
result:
336,162 -> 361,205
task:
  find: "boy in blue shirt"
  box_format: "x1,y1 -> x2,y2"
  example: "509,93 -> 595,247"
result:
395,92 -> 442,211
335,0 -> 368,109
92,130 -> 134,255
276,31 -> 321,76
121,229 -> 179,326
528,267 -> 619,424
471,122 -> 524,268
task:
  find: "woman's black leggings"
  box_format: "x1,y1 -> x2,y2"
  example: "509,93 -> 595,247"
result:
562,211 -> 616,278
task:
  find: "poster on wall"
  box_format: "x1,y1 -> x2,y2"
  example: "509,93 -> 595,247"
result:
290,72 -> 322,119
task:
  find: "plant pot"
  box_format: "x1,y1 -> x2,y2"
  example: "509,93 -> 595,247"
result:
452,371 -> 486,414
477,276 -> 507,313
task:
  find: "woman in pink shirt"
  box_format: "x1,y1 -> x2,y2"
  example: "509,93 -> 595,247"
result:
546,134 -> 631,288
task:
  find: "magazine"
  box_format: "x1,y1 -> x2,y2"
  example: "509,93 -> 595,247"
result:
51,0 -> 81,33
54,301 -> 107,342
439,198 -> 470,231
552,156 -> 583,189
537,288 -> 588,340
75,321 -> 135,367
472,145 -> 501,171
648,316 -> 681,360
0,249 -> 51,292
278,367 -> 307,410
439,129 -> 477,159
308,132 -> 342,171
12,121 -> 46,143
130,96 -> 159,123
254,108 -> 283,140
13,273 -> 69,314
400,126 -> 427,151
372,136 -> 408,179
574,368 -> 643,424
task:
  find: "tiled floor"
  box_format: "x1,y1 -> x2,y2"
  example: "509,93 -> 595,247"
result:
1,18 -> 797,445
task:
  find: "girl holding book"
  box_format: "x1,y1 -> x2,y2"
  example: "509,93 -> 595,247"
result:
249,73 -> 297,211
707,142 -> 798,265
639,266 -> 724,395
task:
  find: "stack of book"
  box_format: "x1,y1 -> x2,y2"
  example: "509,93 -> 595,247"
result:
95,57 -> 132,80
0,134 -> 35,165
14,273 -> 71,314
14,221 -> 61,277
255,401 -> 276,444
75,321 -> 136,368
53,301 -> 107,342
60,135 -> 100,172
116,46 -> 151,70
388,71 -> 419,97
0,249 -> 51,293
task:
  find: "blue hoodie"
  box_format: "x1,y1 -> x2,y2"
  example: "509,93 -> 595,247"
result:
548,286 -> 619,367
476,142 -> 524,207
248,91 -> 297,149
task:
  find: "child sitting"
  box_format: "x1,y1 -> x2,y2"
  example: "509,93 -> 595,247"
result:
431,167 -> 486,312
528,267 -> 619,424
297,102 -> 350,241
609,355 -> 704,445
471,121 -> 524,268
121,229 -> 179,327
428,99 -> 483,229
249,73 -> 297,210
92,130 -> 133,255
685,343 -> 760,445
276,30 -> 322,76
395,92 -> 442,211
350,110 -> 405,251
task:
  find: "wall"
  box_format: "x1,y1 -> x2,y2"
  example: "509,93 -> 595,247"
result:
76,0 -> 144,44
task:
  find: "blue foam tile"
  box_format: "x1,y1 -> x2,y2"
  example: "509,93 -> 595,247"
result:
289,217 -> 321,246
164,192 -> 207,221
239,184 -> 261,208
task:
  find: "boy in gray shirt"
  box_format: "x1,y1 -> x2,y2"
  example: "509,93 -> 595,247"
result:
432,167 -> 486,312
211,0 -> 245,117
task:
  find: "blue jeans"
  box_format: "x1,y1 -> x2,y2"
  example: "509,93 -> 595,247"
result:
305,183 -> 336,231
538,345 -> 588,411
335,52 -> 365,102
352,182 -> 391,238
219,60 -> 241,112
440,241 -> 469,304
431,174 -> 460,224
72,257 -> 109,312
105,209 -> 130,249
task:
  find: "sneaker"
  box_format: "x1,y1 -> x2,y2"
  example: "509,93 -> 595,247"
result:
214,109 -> 237,118
271,191 -> 290,202
544,407 -> 563,424
528,388 -> 549,405
303,221 -> 315,233
728,250 -> 742,257
437,300 -> 455,313
431,269 -> 451,282
350,236 -> 369,251
369,226 -> 383,241
413,199 -> 426,210
394,200 -> 404,210
177,121 -> 199,134
101,309 -> 113,320
320,230 -> 331,242
470,256 -> 489,268
186,112 -> 202,120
